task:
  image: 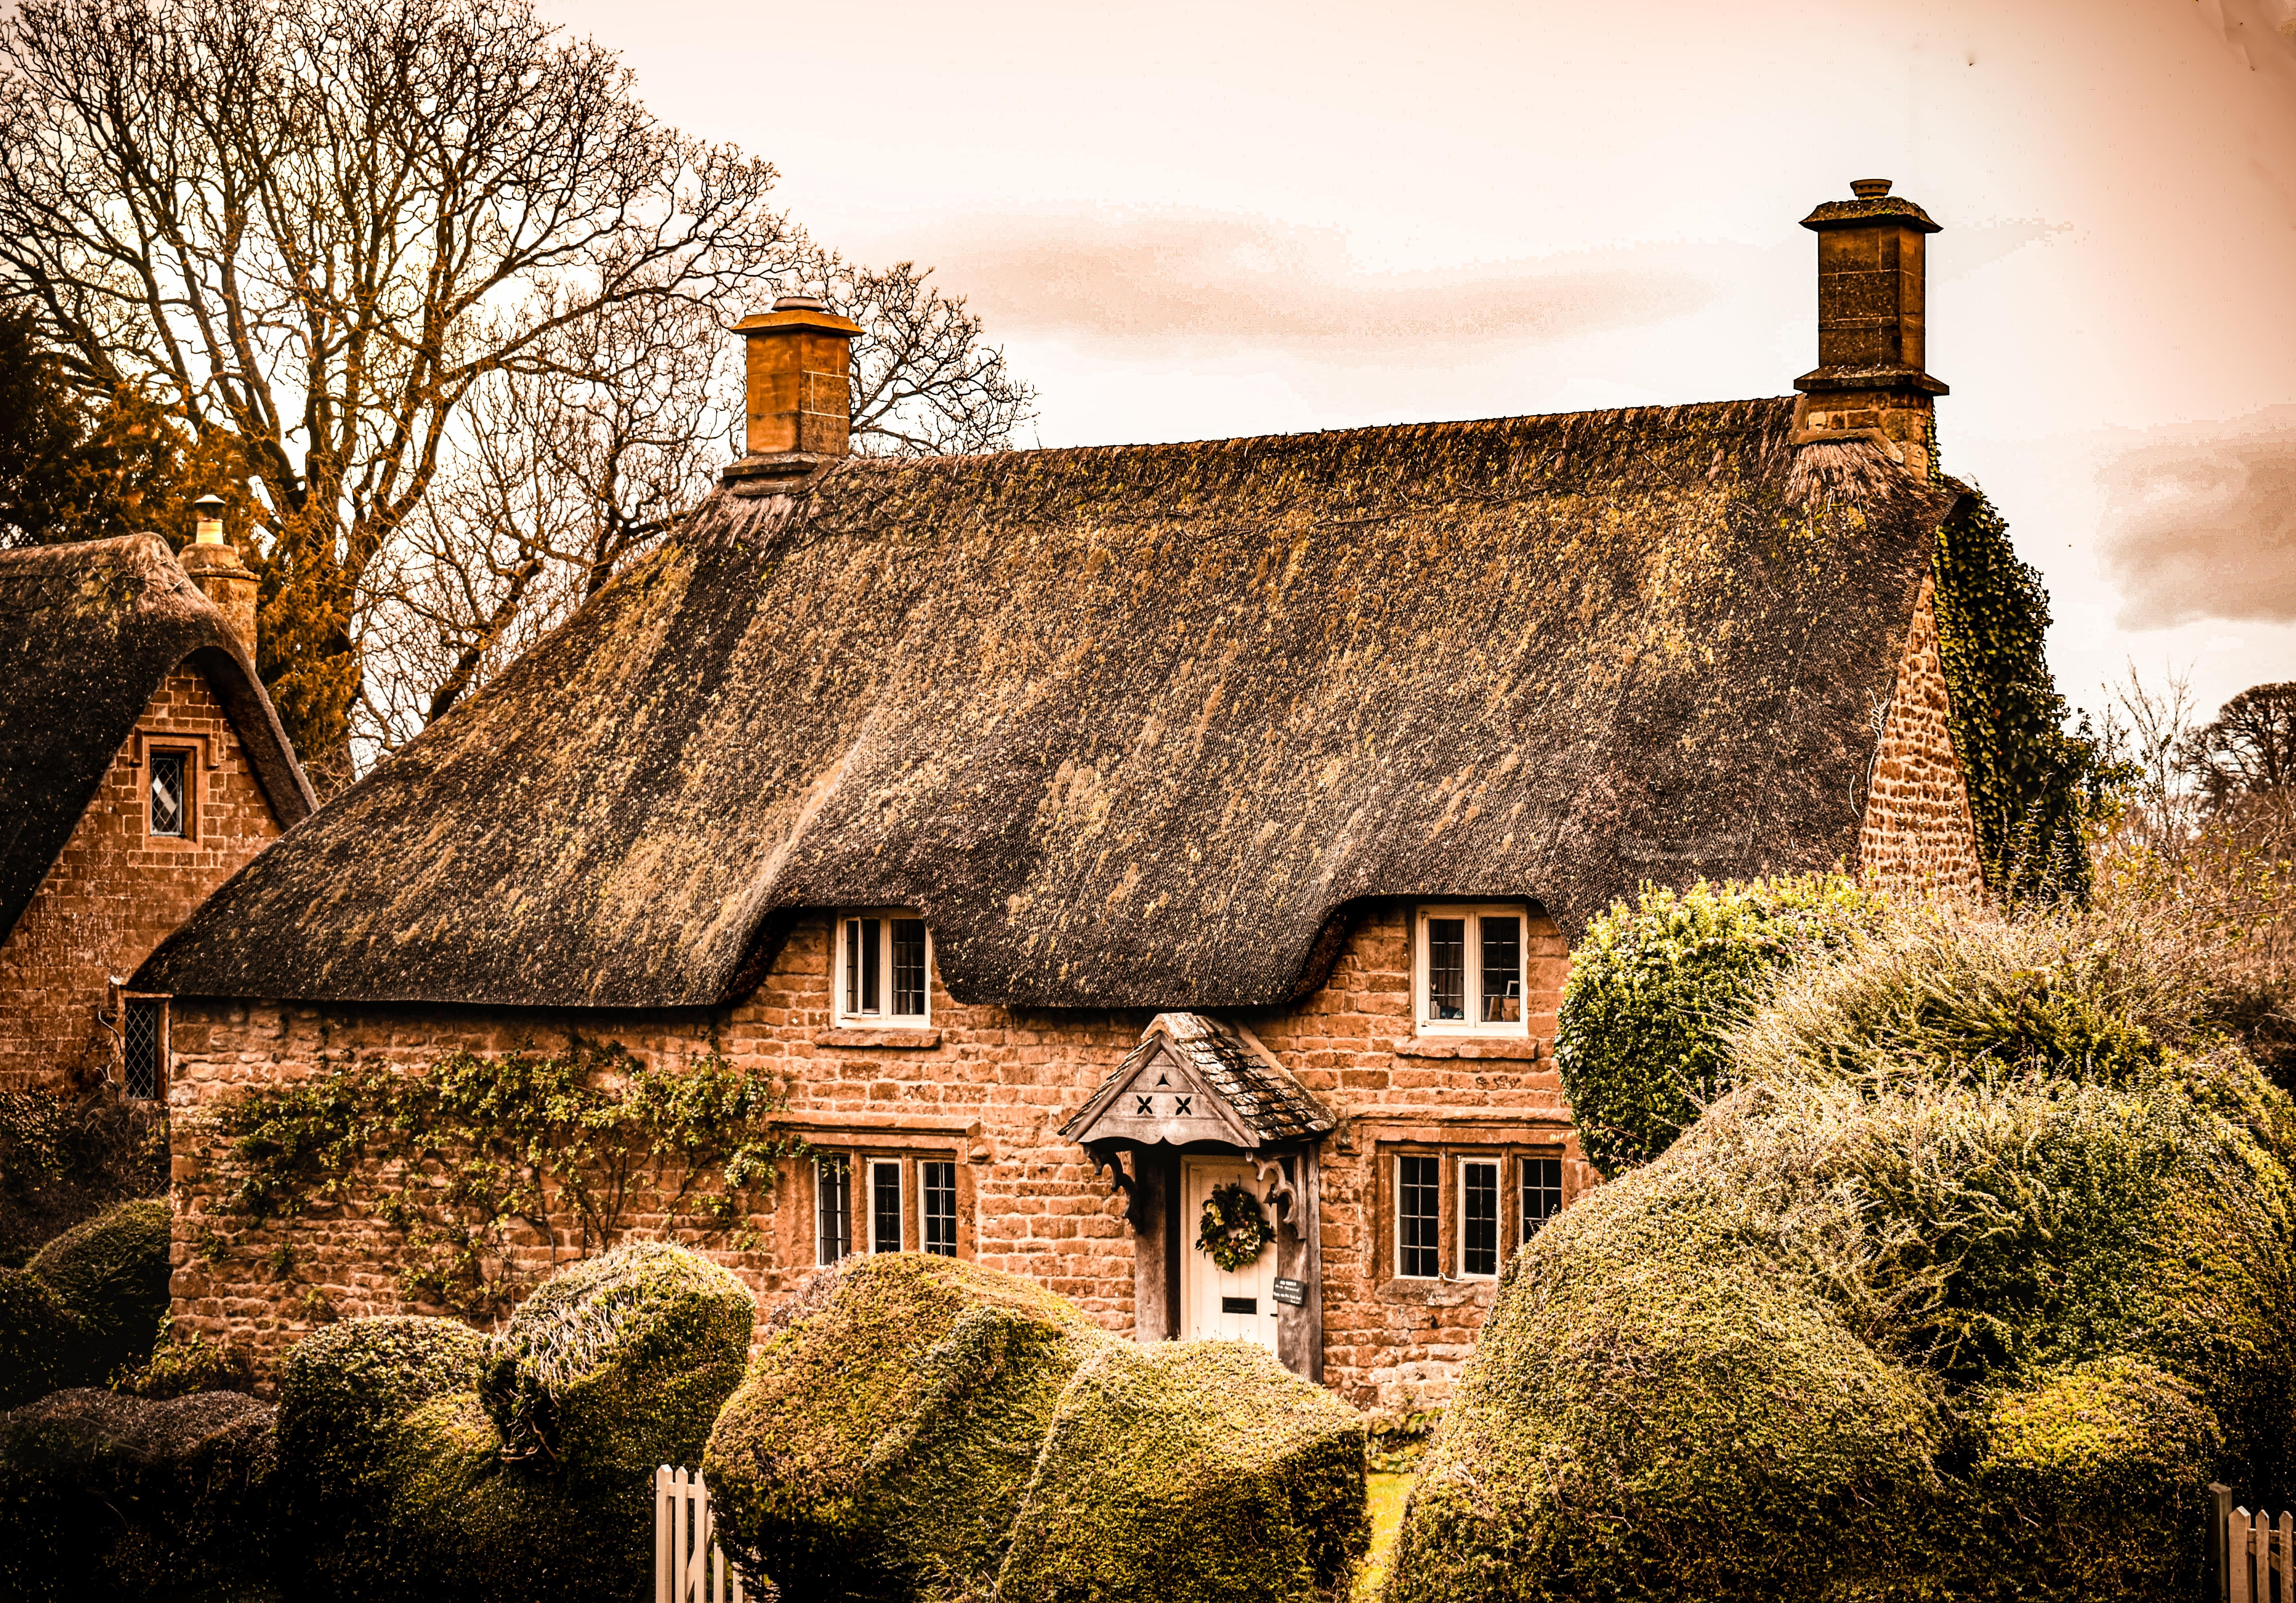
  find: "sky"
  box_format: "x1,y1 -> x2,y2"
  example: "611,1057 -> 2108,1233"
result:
545,0 -> 2296,726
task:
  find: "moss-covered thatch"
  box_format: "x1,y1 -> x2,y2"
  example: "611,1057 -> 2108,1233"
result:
1385,910 -> 2296,1603
0,1387 -> 276,1601
997,1340 -> 1368,1603
274,1243 -> 754,1603
0,1268 -> 75,1408
705,1252 -> 1110,1603
25,1197 -> 171,1385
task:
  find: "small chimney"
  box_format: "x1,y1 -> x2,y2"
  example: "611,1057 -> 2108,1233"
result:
176,493 -> 258,653
1793,179 -> 1948,478
723,293 -> 863,489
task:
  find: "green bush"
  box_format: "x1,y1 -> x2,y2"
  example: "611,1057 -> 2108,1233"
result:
25,1198 -> 171,1386
1387,909 -> 2296,1603
275,1242 -> 755,1603
0,1387 -> 276,1601
998,1339 -> 1369,1603
705,1252 -> 1109,1603
274,1314 -> 491,1599
1556,875 -> 1889,1175
0,1268 -> 77,1408
113,1315 -> 253,1400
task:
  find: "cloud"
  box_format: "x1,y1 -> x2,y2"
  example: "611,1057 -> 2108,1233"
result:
891,208 -> 1717,360
2098,406 -> 2296,628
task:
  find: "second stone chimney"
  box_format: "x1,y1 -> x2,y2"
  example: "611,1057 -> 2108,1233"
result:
176,493 -> 258,654
1792,179 -> 1948,478
724,294 -> 863,489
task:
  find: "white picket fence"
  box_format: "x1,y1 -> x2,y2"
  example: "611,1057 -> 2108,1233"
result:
655,1465 -> 746,1603
2220,1486 -> 2293,1603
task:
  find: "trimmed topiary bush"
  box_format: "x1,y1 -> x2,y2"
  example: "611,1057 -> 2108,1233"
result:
1556,874 -> 1888,1176
274,1314 -> 491,1599
276,1242 -> 756,1603
705,1252 -> 1110,1603
0,1387 -> 276,1601
0,1268 -> 76,1408
24,1198 -> 170,1386
997,1339 -> 1369,1603
1388,908 -> 2296,1603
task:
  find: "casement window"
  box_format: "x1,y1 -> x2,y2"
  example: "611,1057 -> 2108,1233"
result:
869,1159 -> 903,1253
1415,904 -> 1527,1036
921,1160 -> 958,1257
816,1157 -> 854,1264
1522,1157 -> 1564,1240
1459,1158 -> 1501,1278
817,1151 -> 965,1264
122,998 -> 166,1102
148,749 -> 192,838
1397,1154 -> 1442,1278
835,912 -> 931,1027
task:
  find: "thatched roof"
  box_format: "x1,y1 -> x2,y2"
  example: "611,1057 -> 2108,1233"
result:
1061,1013 -> 1336,1150
138,398 -> 1959,1010
0,535 -> 314,946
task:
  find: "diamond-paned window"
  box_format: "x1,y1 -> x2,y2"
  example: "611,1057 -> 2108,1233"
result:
149,751 -> 188,837
123,999 -> 165,1100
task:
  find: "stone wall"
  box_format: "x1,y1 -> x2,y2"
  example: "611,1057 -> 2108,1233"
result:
1857,577 -> 1987,902
164,906 -> 1589,1407
0,665 -> 287,1094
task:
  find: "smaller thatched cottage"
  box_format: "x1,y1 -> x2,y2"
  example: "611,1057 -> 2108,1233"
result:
139,181 -> 1986,1405
0,522 -> 312,1098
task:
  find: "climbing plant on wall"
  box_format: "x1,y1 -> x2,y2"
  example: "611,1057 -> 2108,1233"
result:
1929,487 -> 2118,906
212,1041 -> 802,1321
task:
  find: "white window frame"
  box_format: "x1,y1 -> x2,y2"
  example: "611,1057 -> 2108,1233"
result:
867,1158 -> 904,1254
920,1159 -> 959,1257
1457,1157 -> 1502,1279
1413,903 -> 1531,1038
833,910 -> 933,1028
1395,1153 -> 1442,1280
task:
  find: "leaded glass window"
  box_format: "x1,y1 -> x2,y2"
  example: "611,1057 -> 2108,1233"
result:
1398,1155 -> 1441,1278
149,751 -> 187,837
123,999 -> 164,1101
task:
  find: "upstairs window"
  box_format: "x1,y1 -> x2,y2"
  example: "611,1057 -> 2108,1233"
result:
1415,904 -> 1528,1036
149,750 -> 190,838
835,912 -> 931,1026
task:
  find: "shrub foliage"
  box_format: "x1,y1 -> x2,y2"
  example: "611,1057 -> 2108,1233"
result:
1555,874 -> 1889,1176
1389,905 -> 2296,1603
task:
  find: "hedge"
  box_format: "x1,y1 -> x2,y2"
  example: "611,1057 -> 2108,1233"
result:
705,1252 -> 1109,1602
1386,909 -> 2296,1603
274,1242 -> 755,1603
1555,875 -> 1887,1177
24,1199 -> 171,1387
998,1339 -> 1369,1603
0,1387 -> 276,1601
0,1269 -> 76,1409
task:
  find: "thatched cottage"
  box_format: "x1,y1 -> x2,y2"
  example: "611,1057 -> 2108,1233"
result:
137,181 -> 1984,1405
0,524 -> 310,1098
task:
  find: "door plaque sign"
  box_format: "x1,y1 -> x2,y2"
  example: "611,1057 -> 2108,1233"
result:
1272,1277 -> 1306,1307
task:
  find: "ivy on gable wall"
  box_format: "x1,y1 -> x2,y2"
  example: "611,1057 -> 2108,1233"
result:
1929,487 -> 2115,906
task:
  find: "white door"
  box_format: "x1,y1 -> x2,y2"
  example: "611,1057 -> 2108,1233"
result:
1181,1156 -> 1280,1352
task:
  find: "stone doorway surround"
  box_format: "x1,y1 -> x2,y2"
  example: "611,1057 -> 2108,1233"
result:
1060,1012 -> 1334,1381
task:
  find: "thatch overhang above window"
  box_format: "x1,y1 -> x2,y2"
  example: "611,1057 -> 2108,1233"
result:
1061,1013 -> 1335,1153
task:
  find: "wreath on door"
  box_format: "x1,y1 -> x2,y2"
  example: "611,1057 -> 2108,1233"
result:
1195,1180 -> 1274,1272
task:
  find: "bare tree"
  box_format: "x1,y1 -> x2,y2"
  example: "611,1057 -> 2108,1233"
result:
2188,682 -> 2296,808
352,255 -> 1034,757
0,1 -> 878,783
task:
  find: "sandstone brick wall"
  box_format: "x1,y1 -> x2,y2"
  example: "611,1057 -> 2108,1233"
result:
0,664 -> 288,1094
165,906 -> 1590,1406
1858,577 -> 1986,902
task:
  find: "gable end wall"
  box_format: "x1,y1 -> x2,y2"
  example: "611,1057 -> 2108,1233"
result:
1856,576 -> 1987,901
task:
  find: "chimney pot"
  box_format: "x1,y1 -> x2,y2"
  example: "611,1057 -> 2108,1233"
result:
1850,178 -> 1893,199
174,502 -> 258,654
191,493 -> 226,545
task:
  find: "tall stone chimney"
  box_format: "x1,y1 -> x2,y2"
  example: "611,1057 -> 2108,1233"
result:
176,493 -> 258,653
723,293 -> 863,489
1792,178 -> 1948,478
